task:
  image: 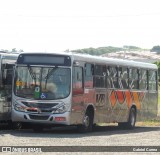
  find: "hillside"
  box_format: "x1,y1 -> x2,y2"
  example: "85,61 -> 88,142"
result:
103,51 -> 160,63
72,46 -> 160,63
72,46 -> 142,56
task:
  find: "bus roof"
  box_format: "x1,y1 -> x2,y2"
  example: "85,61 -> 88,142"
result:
0,52 -> 18,58
18,52 -> 158,70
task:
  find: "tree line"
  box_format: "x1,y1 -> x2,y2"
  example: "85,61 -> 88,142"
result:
72,46 -> 143,56
150,46 -> 160,53
0,48 -> 24,53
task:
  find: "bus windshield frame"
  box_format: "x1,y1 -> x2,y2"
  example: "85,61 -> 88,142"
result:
14,65 -> 71,100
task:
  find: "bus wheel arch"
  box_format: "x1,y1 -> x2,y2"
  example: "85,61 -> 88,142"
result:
77,105 -> 94,133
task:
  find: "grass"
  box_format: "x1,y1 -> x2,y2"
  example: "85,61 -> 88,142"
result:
98,119 -> 160,127
137,119 -> 160,127
137,92 -> 160,126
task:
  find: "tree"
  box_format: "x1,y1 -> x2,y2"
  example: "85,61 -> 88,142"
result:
123,45 -> 141,50
151,46 -> 160,53
19,49 -> 24,53
11,48 -> 17,53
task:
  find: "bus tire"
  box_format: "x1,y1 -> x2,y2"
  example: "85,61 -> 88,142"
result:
118,108 -> 136,129
11,122 -> 23,130
126,107 -> 136,129
77,110 -> 93,133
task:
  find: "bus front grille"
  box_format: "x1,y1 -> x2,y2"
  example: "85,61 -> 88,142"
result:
22,102 -> 58,108
29,115 -> 49,120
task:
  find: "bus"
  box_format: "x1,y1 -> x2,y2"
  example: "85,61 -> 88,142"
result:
0,52 -> 18,126
11,52 -> 158,132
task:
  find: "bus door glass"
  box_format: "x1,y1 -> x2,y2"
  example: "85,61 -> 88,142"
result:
0,62 -> 14,116
84,63 -> 93,88
72,64 -> 84,120
73,66 -> 83,95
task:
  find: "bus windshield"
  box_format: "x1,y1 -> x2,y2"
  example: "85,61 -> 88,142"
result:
14,66 -> 71,100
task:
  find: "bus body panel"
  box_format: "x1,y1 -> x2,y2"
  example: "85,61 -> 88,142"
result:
11,52 -> 158,128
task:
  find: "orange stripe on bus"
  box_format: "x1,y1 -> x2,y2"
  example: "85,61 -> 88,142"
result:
125,90 -> 132,108
139,92 -> 145,101
110,91 -> 116,107
116,90 -> 125,104
132,92 -> 141,109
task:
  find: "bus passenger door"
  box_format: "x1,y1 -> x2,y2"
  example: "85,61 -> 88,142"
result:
84,63 -> 96,120
71,65 -> 84,124
0,64 -> 13,121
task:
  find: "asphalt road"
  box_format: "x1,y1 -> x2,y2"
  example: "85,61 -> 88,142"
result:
0,125 -> 160,154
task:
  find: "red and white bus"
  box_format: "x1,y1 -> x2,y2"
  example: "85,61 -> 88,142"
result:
11,52 -> 158,132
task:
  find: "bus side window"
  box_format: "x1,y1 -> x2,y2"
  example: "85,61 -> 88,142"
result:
84,63 -> 93,88
73,66 -> 83,95
118,67 -> 128,89
107,66 -> 118,89
139,69 -> 147,90
149,70 -> 157,91
93,65 -> 106,88
129,68 -> 139,89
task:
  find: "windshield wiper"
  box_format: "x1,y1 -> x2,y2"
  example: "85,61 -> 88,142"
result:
45,67 -> 58,80
44,67 -> 58,89
28,66 -> 37,85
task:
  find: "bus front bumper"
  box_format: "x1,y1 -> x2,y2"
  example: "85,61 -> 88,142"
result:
11,109 -> 71,125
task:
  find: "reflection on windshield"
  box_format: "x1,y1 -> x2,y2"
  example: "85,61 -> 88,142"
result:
14,66 -> 71,100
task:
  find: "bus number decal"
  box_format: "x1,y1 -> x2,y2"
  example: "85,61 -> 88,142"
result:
96,94 -> 105,106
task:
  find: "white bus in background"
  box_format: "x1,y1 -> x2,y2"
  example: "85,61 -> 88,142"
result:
0,52 -> 18,126
11,52 -> 158,132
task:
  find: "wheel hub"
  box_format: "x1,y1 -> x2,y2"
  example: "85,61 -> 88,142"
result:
83,115 -> 89,127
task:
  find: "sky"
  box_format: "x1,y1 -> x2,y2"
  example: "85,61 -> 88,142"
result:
0,0 -> 160,52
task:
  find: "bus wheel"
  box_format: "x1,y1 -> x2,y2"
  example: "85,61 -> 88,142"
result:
77,110 -> 93,133
126,108 -> 136,129
118,108 -> 136,129
11,122 -> 23,130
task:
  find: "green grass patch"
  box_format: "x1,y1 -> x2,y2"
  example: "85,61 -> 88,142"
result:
145,118 -> 160,122
137,117 -> 160,126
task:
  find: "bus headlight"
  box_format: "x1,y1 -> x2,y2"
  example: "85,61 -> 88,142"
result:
14,103 -> 26,112
55,104 -> 66,113
14,104 -> 26,112
53,103 -> 68,114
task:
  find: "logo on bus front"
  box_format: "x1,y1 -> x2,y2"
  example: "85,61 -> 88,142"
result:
40,93 -> 47,99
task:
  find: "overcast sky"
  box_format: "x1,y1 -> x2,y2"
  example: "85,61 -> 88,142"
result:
0,0 -> 160,52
